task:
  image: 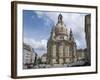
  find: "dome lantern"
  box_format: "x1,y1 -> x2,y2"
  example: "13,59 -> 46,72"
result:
58,14 -> 63,24
55,14 -> 68,35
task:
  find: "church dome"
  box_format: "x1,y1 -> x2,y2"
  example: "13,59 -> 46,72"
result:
55,14 -> 68,35
55,23 -> 67,35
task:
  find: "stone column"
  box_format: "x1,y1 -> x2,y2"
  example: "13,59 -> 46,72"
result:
58,43 -> 63,64
64,45 -> 69,63
51,44 -> 57,64
64,46 -> 68,56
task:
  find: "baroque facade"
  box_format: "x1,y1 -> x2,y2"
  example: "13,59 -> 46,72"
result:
47,14 -> 77,65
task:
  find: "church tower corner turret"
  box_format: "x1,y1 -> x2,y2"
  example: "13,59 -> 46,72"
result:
69,28 -> 74,41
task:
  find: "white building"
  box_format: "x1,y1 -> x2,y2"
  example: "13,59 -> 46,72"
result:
41,54 -> 47,64
23,43 -> 37,69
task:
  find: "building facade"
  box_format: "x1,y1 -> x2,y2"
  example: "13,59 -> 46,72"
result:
41,54 -> 47,64
77,49 -> 86,61
23,43 -> 37,69
47,14 -> 77,65
85,14 -> 91,65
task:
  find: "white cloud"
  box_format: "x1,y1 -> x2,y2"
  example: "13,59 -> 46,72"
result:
24,38 -> 47,56
33,11 -> 54,27
35,11 -> 44,18
24,38 -> 47,50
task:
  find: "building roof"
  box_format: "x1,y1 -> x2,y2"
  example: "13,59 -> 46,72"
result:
23,43 -> 31,51
23,43 -> 35,52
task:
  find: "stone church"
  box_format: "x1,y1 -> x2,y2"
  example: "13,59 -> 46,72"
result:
47,14 -> 77,65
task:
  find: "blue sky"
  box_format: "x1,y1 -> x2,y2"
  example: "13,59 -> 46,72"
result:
23,10 -> 54,40
23,10 -> 88,56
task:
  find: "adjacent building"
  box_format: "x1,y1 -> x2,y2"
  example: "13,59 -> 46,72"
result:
77,49 -> 86,61
47,14 -> 77,65
23,43 -> 37,69
85,14 -> 91,65
41,54 -> 47,64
